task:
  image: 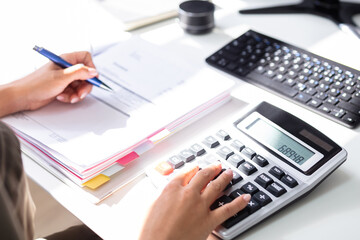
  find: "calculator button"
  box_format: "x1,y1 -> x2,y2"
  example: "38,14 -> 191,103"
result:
241,147 -> 256,159
239,161 -> 257,176
266,182 -> 287,197
231,171 -> 243,185
210,195 -> 232,210
229,189 -> 245,199
190,143 -> 206,156
252,154 -> 269,167
281,174 -> 298,188
167,156 -> 184,169
253,191 -> 272,206
254,173 -> 274,188
269,166 -> 285,179
240,182 -> 259,195
216,130 -> 231,140
222,209 -> 249,229
227,154 -> 245,168
231,140 -> 245,151
202,136 -> 220,148
179,149 -> 195,162
155,161 -> 174,175
247,198 -> 261,214
217,146 -> 234,160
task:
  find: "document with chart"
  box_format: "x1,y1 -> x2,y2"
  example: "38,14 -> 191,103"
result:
2,37 -> 234,202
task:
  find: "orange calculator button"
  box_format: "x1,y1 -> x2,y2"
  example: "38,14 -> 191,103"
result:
155,161 -> 174,175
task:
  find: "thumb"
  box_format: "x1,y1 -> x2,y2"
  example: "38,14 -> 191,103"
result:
60,64 -> 98,84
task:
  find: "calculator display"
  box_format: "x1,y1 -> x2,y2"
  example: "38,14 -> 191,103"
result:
246,118 -> 314,165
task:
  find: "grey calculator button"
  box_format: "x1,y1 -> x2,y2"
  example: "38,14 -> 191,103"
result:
190,143 -> 206,156
216,130 -> 231,140
231,140 -> 245,151
217,146 -> 234,160
167,156 -> 184,169
202,136 -> 220,148
179,149 -> 195,162
241,147 -> 256,159
227,154 -> 245,168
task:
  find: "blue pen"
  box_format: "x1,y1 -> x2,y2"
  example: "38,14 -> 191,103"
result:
33,46 -> 113,92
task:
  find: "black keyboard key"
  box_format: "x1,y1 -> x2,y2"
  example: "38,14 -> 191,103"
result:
239,161 -> 257,176
255,173 -> 274,188
210,195 -> 232,210
294,92 -> 311,103
241,182 -> 259,195
231,171 -> 243,185
342,112 -> 360,125
253,191 -> 272,206
281,175 -> 298,188
229,189 -> 245,199
246,72 -> 298,98
337,101 -> 360,115
269,166 -> 284,179
247,198 -> 261,214
222,209 -> 249,229
266,182 -> 287,197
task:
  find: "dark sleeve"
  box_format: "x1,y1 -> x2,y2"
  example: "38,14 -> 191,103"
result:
0,121 -> 35,240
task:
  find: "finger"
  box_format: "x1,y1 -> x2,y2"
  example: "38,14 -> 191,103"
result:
210,194 -> 251,225
61,51 -> 96,68
202,169 -> 233,205
188,163 -> 222,192
56,87 -> 77,103
57,64 -> 98,86
77,82 -> 93,100
171,165 -> 200,186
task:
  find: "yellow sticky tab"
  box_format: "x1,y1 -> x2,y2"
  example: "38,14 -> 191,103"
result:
83,174 -> 110,189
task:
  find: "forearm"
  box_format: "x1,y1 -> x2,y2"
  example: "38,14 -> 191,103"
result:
0,81 -> 28,118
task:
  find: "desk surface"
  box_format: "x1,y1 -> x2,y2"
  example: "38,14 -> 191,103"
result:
2,0 -> 360,239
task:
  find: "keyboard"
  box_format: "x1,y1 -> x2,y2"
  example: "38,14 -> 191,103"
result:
146,102 -> 347,239
206,29 -> 360,128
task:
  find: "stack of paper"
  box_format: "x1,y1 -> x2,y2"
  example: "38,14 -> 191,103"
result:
2,37 -> 234,203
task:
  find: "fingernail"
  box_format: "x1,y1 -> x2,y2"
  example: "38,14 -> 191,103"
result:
80,93 -> 87,99
71,97 -> 79,104
56,95 -> 65,101
88,68 -> 98,76
224,169 -> 233,176
243,194 -> 251,202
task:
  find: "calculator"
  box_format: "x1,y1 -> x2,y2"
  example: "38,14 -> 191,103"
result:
145,101 -> 347,239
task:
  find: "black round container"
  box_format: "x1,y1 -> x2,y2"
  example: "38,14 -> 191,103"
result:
179,1 -> 215,34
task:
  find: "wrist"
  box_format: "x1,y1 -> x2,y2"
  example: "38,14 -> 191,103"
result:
0,81 -> 29,118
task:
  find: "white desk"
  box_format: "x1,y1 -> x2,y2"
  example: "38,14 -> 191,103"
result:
2,0 -> 360,239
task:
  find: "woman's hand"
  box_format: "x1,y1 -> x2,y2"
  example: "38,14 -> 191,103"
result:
139,163 -> 250,240
0,51 -> 97,117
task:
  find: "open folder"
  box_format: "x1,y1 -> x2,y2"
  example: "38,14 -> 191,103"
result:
2,37 -> 234,203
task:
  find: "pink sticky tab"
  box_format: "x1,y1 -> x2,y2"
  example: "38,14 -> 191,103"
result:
116,152 -> 139,165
